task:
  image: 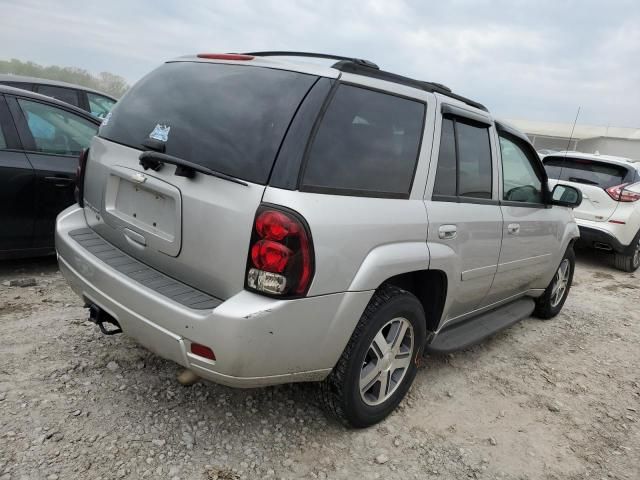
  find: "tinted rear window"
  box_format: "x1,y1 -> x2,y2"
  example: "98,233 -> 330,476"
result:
544,156 -> 630,188
36,85 -> 80,107
99,62 -> 317,184
301,84 -> 425,197
1,81 -> 35,91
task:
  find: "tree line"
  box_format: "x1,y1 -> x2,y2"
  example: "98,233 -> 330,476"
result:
0,58 -> 129,98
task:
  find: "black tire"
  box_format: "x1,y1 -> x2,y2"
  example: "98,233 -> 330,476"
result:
613,233 -> 640,272
319,285 -> 426,428
534,247 -> 575,319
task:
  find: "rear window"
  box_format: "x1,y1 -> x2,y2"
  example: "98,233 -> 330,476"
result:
1,81 -> 35,91
544,156 -> 630,188
36,85 -> 80,107
99,62 -> 317,184
301,85 -> 425,198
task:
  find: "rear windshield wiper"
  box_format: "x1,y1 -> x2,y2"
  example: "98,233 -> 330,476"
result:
567,176 -> 599,186
139,151 -> 248,186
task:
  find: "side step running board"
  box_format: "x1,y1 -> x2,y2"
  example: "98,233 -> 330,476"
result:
426,298 -> 535,354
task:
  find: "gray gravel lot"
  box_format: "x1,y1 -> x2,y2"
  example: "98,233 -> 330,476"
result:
0,249 -> 638,480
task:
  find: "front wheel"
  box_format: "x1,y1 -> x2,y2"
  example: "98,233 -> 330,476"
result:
534,247 -> 575,319
319,285 -> 426,427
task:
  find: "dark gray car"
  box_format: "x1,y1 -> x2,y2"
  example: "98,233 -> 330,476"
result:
0,74 -> 117,119
0,85 -> 100,259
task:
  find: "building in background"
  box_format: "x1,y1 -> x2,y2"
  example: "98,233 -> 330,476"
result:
505,119 -> 640,160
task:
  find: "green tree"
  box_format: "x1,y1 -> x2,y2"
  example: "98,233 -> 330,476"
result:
0,58 -> 129,98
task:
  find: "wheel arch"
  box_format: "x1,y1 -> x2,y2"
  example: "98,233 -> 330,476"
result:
380,269 -> 448,333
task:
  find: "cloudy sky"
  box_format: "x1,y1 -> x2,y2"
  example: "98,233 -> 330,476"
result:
2,0 -> 639,126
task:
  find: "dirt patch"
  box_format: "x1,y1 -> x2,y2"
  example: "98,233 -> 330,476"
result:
1,250 -> 638,479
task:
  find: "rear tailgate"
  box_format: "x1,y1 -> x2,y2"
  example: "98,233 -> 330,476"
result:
81,60 -> 319,300
544,156 -> 633,222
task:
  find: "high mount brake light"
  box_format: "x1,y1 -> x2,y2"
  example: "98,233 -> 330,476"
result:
74,148 -> 89,207
246,206 -> 314,297
197,53 -> 254,61
605,183 -> 640,202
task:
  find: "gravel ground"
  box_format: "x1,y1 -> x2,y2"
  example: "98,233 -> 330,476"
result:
0,249 -> 638,480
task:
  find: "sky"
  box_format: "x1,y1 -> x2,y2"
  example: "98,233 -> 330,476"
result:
1,0 -> 639,127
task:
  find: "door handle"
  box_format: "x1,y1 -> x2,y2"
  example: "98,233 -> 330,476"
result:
44,176 -> 74,186
438,224 -> 457,240
507,223 -> 520,235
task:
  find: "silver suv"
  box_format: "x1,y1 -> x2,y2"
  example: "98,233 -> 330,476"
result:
55,51 -> 583,427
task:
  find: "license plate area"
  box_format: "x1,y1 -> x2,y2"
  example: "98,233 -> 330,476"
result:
103,166 -> 182,257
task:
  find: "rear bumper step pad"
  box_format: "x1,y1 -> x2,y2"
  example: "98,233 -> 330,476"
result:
69,228 -> 221,310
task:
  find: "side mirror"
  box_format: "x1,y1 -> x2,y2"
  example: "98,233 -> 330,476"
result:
550,184 -> 582,208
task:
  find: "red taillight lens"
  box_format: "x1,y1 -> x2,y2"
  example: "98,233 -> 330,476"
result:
74,148 -> 89,207
246,206 -> 314,297
197,53 -> 254,61
190,343 -> 216,360
606,183 -> 640,202
256,210 -> 295,240
251,240 -> 292,273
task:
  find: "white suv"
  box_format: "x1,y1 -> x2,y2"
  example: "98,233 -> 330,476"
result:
544,152 -> 640,271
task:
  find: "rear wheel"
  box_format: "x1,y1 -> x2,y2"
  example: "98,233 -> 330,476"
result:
534,247 -> 575,319
319,285 -> 426,427
613,234 -> 640,272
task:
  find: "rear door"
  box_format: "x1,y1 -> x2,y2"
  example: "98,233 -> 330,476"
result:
544,156 -> 632,222
485,129 -> 560,303
83,60 -> 322,300
7,96 -> 98,248
0,95 -> 35,253
425,104 -> 502,321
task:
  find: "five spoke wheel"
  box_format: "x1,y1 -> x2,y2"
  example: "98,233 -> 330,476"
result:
360,317 -> 414,406
550,258 -> 570,308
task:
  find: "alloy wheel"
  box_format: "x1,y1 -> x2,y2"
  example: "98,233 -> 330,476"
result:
550,259 -> 570,308
359,317 -> 414,406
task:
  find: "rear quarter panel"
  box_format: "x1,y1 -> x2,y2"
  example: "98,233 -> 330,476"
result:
260,188 -> 430,295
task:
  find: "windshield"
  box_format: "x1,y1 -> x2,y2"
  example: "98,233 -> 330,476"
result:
99,61 -> 317,184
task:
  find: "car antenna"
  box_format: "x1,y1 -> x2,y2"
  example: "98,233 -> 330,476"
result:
558,106 -> 581,185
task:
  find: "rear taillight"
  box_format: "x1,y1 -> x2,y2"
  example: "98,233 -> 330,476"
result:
74,148 -> 89,207
605,183 -> 640,202
245,205 -> 314,297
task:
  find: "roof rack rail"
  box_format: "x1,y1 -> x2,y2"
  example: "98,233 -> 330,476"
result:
332,60 -> 488,112
243,51 -> 379,70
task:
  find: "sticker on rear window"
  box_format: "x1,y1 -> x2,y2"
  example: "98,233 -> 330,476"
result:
149,124 -> 171,142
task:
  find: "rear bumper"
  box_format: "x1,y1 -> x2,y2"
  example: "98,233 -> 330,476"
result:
55,206 -> 373,388
575,217 -> 638,253
576,222 -> 634,254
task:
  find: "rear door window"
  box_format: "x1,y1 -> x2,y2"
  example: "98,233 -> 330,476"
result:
432,118 -> 456,196
36,85 -> 80,107
544,156 -> 629,188
99,61 -> 317,184
456,121 -> 492,198
432,116 -> 493,200
18,99 -> 97,155
301,84 -> 425,198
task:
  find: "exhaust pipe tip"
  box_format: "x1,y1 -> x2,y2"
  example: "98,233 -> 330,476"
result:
177,369 -> 200,386
593,242 -> 613,251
